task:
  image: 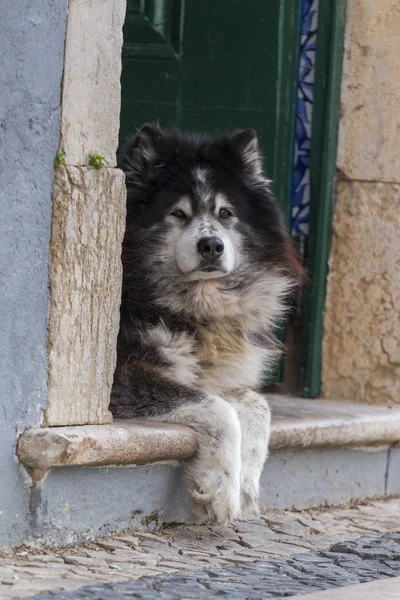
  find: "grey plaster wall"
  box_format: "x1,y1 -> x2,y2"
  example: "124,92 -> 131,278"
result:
0,0 -> 68,546
29,447 -> 396,547
387,447 -> 400,496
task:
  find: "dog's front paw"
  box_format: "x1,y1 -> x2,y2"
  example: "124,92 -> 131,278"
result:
189,470 -> 241,526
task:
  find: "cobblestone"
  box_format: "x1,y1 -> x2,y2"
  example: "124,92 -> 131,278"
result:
29,538 -> 396,600
0,498 -> 398,598
30,536 -> 398,600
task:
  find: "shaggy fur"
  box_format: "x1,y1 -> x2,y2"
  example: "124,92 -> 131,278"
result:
111,124 -> 302,524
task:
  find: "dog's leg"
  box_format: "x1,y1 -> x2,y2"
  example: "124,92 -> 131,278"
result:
158,396 -> 242,525
230,391 -> 271,517
111,371 -> 241,525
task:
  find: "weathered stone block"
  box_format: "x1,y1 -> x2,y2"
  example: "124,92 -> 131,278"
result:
17,421 -> 197,470
322,180 -> 400,404
338,0 -> 400,182
46,166 -> 126,425
60,0 -> 126,166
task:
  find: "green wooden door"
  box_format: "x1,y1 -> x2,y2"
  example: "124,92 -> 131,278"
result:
120,0 -> 299,215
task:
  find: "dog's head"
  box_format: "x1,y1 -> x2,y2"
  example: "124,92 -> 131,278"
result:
120,124 -> 303,319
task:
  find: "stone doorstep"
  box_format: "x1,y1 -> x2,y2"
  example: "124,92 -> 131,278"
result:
16,397 -> 400,474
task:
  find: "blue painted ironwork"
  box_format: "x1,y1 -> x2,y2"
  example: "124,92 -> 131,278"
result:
291,0 -> 318,240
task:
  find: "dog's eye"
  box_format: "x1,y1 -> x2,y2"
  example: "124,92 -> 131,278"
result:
219,208 -> 233,219
170,209 -> 187,220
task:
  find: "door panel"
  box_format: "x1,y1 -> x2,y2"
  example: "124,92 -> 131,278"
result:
120,0 -> 299,215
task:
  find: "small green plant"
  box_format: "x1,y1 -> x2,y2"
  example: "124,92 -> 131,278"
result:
89,153 -> 109,170
54,151 -> 66,168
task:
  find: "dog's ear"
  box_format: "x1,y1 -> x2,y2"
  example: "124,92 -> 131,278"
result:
121,123 -> 164,175
231,129 -> 263,178
134,123 -> 164,161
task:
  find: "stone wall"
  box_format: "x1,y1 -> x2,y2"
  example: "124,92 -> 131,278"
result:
322,0 -> 400,404
0,0 -> 126,546
0,0 -> 68,546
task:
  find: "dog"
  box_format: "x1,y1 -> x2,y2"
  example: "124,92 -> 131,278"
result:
110,124 -> 303,525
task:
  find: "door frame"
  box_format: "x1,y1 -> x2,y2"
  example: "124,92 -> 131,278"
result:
302,0 -> 347,397
273,0 -> 302,218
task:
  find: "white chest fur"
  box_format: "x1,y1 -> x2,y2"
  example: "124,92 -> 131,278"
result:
195,322 -> 271,394
142,320 -> 273,395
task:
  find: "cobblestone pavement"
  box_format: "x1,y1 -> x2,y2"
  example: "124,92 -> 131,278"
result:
27,532 -> 400,600
0,498 -> 399,599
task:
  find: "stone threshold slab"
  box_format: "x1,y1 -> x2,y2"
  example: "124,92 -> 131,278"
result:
17,397 -> 400,472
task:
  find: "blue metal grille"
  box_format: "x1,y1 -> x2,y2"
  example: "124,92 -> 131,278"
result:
291,0 -> 318,241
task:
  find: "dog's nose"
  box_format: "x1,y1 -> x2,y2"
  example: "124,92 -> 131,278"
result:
197,236 -> 224,261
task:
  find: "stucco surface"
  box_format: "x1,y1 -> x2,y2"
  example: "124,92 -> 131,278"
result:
60,0 -> 126,166
323,180 -> 400,404
23,446 -> 395,546
0,1 -> 68,546
46,166 -> 126,426
337,0 -> 400,182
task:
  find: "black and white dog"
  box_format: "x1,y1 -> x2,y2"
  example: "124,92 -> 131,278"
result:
111,124 -> 302,525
